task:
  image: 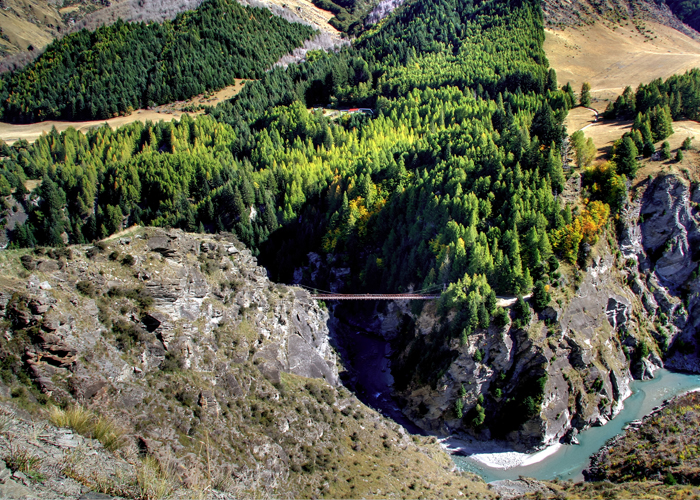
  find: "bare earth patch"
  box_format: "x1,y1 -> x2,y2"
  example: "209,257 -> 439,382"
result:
577,119 -> 633,158
251,0 -> 338,34
569,118 -> 700,160
565,106 -> 598,133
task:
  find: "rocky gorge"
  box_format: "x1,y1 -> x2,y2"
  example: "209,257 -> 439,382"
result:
0,227 -> 491,498
299,171 -> 700,456
0,172 -> 695,498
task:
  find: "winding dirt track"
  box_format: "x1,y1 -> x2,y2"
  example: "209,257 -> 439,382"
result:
0,82 -> 246,145
0,110 -> 185,145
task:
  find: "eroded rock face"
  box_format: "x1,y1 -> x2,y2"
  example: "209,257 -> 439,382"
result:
1,228 -> 339,404
0,229 -> 352,494
375,241 -> 656,450
623,175 -> 700,372
640,175 -> 700,287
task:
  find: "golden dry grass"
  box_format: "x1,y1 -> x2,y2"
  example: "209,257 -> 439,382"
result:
0,0 -> 63,55
49,406 -> 127,452
545,21 -> 700,99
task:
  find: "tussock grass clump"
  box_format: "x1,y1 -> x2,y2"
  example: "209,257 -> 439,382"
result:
4,445 -> 44,482
49,406 -> 93,435
49,406 -> 127,452
137,455 -> 175,500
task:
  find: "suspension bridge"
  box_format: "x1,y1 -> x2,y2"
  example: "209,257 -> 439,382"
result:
291,284 -> 530,306
292,284 -> 443,301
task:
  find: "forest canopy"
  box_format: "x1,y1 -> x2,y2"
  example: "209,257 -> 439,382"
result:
0,0 -> 588,308
0,0 -> 315,123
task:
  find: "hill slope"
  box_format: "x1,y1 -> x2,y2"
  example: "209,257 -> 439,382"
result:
544,20 -> 700,99
0,228 -> 493,498
0,0 -> 206,72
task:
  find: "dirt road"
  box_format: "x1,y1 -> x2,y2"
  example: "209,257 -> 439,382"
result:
0,82 -> 246,145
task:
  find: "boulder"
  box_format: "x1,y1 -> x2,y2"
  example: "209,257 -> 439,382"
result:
605,297 -> 629,330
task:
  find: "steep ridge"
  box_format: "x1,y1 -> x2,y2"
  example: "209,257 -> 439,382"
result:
0,0 -> 206,72
0,227 -> 491,498
621,173 -> 700,373
543,0 -> 699,35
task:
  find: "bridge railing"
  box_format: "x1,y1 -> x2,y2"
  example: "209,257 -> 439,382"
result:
288,283 -> 444,300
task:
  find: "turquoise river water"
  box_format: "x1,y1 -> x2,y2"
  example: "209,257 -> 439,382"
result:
453,369 -> 700,482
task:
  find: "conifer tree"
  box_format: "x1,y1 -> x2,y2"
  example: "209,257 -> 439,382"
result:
580,82 -> 591,107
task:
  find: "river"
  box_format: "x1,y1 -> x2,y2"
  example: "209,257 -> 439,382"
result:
329,308 -> 424,434
453,368 -> 700,482
337,318 -> 700,483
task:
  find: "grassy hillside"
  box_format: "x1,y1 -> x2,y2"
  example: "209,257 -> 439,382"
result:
544,20 -> 700,100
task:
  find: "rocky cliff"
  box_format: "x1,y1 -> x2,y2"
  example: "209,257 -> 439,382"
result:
622,173 -> 700,372
326,172 -> 699,452
0,228 -> 491,498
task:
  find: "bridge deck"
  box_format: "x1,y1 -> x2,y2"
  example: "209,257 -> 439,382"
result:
311,294 -> 440,300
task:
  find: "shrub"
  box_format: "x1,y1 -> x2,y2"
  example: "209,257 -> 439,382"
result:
121,254 -> 135,266
112,319 -> 145,350
10,387 -> 26,399
160,351 -> 183,373
455,398 -> 464,419
471,403 -> 485,427
76,280 -> 97,297
107,287 -> 153,310
493,307 -> 509,327
532,281 -> 551,311
661,141 -> 671,160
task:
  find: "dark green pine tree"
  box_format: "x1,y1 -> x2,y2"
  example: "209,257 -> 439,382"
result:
615,136 -> 639,177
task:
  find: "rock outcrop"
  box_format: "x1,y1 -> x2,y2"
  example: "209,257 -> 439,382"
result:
0,228 -> 494,498
622,174 -> 699,372
381,245 -> 649,450
3,228 -> 339,401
